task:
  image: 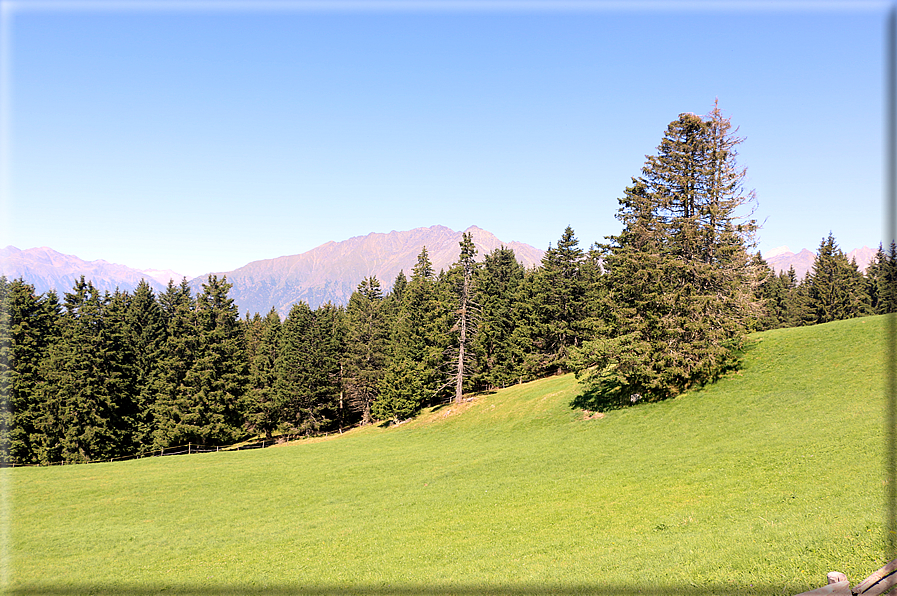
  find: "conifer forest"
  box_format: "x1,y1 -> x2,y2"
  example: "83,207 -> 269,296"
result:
1,105 -> 891,466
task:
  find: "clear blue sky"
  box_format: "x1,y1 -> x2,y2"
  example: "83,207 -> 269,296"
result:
0,1 -> 889,277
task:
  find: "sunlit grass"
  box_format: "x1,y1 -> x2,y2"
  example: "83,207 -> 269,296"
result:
6,315 -> 890,595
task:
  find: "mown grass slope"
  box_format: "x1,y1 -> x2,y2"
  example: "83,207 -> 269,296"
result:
6,315 -> 890,595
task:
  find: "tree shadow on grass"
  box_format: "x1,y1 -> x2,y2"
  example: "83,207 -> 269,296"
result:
569,384 -> 630,414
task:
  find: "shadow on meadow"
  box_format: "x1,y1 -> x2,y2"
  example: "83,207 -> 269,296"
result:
568,337 -> 763,415
569,383 -> 630,414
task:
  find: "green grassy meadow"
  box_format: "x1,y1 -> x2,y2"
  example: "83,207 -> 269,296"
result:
5,315 -> 892,595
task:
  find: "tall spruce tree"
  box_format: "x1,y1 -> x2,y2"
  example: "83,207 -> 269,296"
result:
159,276 -> 246,447
276,302 -> 345,436
373,358 -> 426,423
806,233 -> 870,323
345,277 -> 388,426
152,279 -> 196,450
866,243 -> 897,314
124,280 -> 165,451
193,275 -> 247,444
0,278 -> 9,464
382,247 -> 449,410
571,105 -> 757,405
37,279 -> 137,463
314,302 -> 347,429
245,308 -> 282,440
531,227 -> 588,375
2,280 -> 60,464
473,246 -> 528,389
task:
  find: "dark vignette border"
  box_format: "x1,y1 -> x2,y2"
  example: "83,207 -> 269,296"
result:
0,583 -> 828,596
886,1 -> 897,565
0,2 -> 894,596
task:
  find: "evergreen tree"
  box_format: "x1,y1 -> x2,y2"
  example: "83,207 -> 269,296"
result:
180,275 -> 247,445
473,246 -> 528,389
373,357 -> 425,423
345,277 -> 388,425
866,243 -> 897,314
806,233 -> 870,323
242,312 -> 265,370
276,302 -> 345,436
124,280 -> 165,451
571,105 -> 757,405
884,242 -> 897,313
37,278 -> 137,463
385,247 -> 449,407
151,279 -> 196,450
753,255 -> 787,331
244,308 -> 281,440
391,270 -> 408,306
446,232 -> 479,403
531,227 -> 588,375
314,302 -> 347,429
0,277 -> 8,464
152,276 -> 245,448
1,280 -> 60,464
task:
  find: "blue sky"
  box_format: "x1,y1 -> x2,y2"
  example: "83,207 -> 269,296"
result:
0,1 -> 889,277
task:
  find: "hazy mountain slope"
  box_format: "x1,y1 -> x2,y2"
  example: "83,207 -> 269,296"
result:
0,246 -> 172,295
191,225 -> 544,316
764,246 -> 875,280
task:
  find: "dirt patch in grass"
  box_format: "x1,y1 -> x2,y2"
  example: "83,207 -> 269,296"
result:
582,410 -> 606,420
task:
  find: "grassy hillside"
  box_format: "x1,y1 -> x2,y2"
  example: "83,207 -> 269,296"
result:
5,315 -> 891,595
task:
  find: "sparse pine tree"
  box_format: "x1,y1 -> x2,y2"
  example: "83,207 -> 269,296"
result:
446,232 -> 479,403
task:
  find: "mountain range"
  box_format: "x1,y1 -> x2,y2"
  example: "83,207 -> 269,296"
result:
764,245 -> 875,280
187,225 -> 544,316
1,226 -> 543,317
0,227 -> 875,317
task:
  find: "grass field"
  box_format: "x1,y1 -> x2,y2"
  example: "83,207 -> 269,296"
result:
4,315 -> 892,595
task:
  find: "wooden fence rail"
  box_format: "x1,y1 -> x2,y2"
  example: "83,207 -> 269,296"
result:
796,558 -> 897,596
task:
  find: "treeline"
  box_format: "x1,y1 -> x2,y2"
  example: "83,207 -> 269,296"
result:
0,233 -> 599,465
1,104 -> 892,465
755,236 -> 895,329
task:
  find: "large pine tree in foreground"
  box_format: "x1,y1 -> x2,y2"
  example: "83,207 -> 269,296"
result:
571,103 -> 758,405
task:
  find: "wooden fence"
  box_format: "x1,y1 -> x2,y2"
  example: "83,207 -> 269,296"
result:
796,559 -> 897,596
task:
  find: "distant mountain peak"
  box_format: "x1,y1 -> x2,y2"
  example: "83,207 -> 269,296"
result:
189,225 -> 544,316
0,245 -> 172,295
764,244 -> 876,280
